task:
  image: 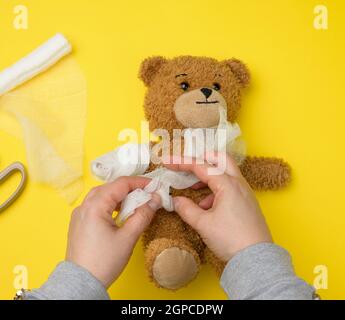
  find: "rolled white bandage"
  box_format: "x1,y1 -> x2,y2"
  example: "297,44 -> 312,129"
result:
0,33 -> 71,96
91,143 -> 151,182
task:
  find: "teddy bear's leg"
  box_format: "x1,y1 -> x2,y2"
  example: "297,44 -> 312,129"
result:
143,210 -> 205,290
145,237 -> 201,290
204,247 -> 226,277
240,156 -> 291,190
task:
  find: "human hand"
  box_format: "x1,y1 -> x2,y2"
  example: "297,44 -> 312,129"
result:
66,177 -> 161,288
164,153 -> 272,262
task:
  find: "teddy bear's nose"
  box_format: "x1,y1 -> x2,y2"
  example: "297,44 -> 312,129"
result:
200,88 -> 213,99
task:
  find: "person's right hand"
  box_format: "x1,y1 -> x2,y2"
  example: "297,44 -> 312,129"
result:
163,153 -> 273,262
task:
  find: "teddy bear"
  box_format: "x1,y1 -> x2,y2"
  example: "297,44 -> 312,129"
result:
93,56 -> 291,290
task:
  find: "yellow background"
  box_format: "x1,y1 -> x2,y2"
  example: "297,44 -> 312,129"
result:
0,0 -> 344,300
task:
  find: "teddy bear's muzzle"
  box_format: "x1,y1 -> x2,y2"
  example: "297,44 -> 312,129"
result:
173,88 -> 227,128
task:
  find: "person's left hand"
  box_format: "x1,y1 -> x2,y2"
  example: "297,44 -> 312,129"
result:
66,176 -> 161,288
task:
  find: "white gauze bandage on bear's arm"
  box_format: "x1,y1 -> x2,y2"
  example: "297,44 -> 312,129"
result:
91,143 -> 151,182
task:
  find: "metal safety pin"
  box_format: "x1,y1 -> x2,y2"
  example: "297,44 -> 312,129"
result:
0,162 -> 27,212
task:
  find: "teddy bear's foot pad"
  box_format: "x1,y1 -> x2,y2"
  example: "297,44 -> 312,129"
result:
152,247 -> 199,290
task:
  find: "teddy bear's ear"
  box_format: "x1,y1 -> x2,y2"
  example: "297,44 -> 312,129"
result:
223,58 -> 250,88
139,56 -> 167,86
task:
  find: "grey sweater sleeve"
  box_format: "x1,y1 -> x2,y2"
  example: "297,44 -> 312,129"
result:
24,244 -> 314,300
25,261 -> 110,300
220,243 -> 316,300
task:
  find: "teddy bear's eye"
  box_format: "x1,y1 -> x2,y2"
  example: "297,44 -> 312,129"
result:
180,82 -> 189,91
213,83 -> 221,91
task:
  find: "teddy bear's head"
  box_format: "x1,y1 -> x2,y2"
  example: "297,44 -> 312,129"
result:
139,56 -> 250,133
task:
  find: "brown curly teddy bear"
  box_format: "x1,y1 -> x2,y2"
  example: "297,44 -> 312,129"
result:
137,55 -> 291,290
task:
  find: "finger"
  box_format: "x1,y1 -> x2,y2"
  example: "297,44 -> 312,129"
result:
199,194 -> 215,210
119,193 -> 161,239
84,176 -> 152,216
163,155 -> 230,193
191,181 -> 208,190
205,151 -> 243,178
173,196 -> 206,230
102,176 -> 152,203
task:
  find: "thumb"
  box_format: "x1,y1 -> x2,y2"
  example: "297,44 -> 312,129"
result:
173,196 -> 205,229
120,193 -> 161,238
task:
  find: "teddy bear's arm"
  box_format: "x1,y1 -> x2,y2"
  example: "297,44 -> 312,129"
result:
239,156 -> 291,190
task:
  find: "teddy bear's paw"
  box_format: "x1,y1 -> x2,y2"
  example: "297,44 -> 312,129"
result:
240,156 -> 291,190
145,238 -> 201,290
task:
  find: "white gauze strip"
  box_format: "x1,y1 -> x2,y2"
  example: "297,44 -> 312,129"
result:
117,168 -> 199,225
0,33 -> 71,96
92,106 -> 244,224
117,107 -> 243,224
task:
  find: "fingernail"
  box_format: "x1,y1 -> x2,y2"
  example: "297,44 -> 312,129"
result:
147,193 -> 161,211
148,200 -> 161,211
162,155 -> 182,165
173,197 -> 180,209
161,155 -> 171,164
171,155 -> 182,164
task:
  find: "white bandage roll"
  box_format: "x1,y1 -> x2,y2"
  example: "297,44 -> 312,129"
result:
0,33 -> 72,96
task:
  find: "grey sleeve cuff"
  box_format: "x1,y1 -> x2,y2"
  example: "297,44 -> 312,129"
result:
25,261 -> 110,300
220,243 -> 316,300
